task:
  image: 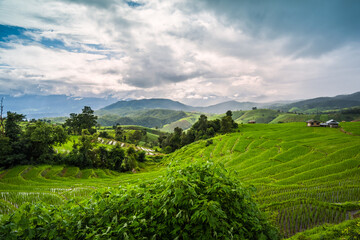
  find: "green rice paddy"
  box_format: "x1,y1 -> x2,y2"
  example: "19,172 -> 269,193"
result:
1,122 -> 359,238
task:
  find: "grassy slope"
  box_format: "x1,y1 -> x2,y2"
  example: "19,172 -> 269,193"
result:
0,164 -> 165,214
1,122 -> 359,238
235,109 -> 279,123
341,122 -> 360,135
271,112 -> 360,123
161,112 -> 222,132
163,122 -> 360,238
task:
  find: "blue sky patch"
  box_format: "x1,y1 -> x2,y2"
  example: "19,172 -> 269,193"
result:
125,1 -> 143,8
0,24 -> 97,54
0,24 -> 34,42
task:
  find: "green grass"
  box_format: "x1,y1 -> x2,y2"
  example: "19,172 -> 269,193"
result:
1,122 -> 359,238
0,163 -> 165,214
341,121 -> 360,135
235,109 -> 279,123
162,122 -> 360,238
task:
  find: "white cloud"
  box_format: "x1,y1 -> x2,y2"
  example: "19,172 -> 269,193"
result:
0,0 -> 359,104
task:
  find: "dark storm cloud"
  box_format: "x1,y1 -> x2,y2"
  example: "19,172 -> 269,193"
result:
198,0 -> 360,57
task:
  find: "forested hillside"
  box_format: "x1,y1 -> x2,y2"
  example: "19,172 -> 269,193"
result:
96,109 -> 187,128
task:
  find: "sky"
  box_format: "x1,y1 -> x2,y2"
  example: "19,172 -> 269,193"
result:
0,0 -> 359,106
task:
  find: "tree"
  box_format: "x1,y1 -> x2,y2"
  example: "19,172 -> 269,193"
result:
0,136 -> 12,168
122,147 -> 137,171
226,110 -> 233,117
129,130 -> 143,144
5,112 -> 24,142
0,97 -> 4,136
109,144 -> 125,171
115,126 -> 124,141
220,111 -> 238,134
22,121 -> 68,163
137,151 -> 146,162
169,127 -> 182,151
64,106 -> 98,135
0,112 -> 26,167
65,130 -> 98,168
220,116 -> 233,133
78,106 -> 98,134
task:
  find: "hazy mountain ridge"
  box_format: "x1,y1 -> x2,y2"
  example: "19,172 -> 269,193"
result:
97,109 -> 188,128
2,91 -> 359,119
277,92 -> 360,112
99,91 -> 360,114
100,99 -> 265,114
0,94 -> 116,119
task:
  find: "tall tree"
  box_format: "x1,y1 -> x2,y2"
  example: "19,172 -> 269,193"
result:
5,112 -> 24,142
0,97 -> 4,136
22,121 -> 68,163
64,106 -> 98,134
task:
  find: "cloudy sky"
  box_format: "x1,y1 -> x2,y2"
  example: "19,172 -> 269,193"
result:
0,0 -> 359,105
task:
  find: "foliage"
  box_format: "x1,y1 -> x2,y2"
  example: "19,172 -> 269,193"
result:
162,122 -> 360,237
64,106 -> 98,135
0,115 -> 68,168
64,132 -> 142,172
97,109 -> 187,128
159,111 -> 238,153
287,218 -> 360,240
22,121 -> 68,163
1,122 -> 360,238
0,161 -> 279,239
4,111 -> 24,142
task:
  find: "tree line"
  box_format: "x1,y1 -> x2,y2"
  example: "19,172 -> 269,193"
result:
0,107 -> 145,171
0,105 -> 239,170
158,111 -> 238,153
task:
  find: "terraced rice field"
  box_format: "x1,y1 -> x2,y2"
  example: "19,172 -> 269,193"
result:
0,164 -> 165,214
164,122 -> 360,237
1,122 -> 359,238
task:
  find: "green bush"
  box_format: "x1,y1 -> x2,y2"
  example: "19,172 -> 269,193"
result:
206,139 -> 213,146
0,161 -> 279,239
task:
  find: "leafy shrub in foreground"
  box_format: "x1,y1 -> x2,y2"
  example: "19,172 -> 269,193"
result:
0,161 -> 279,239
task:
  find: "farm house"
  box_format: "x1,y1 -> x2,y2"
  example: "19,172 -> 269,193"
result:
306,119 -> 320,127
325,119 -> 340,128
248,120 -> 256,124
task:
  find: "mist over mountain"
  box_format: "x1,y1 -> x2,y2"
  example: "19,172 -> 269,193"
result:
100,99 -> 268,114
1,92 -> 359,119
0,95 -> 116,119
277,92 -> 360,112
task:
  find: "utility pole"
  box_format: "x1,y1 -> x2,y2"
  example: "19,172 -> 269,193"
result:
0,97 -> 4,135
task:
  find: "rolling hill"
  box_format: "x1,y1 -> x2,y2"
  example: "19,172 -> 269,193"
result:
99,98 -> 273,114
277,91 -> 360,113
1,122 -> 359,238
164,122 -> 360,237
96,109 -> 188,128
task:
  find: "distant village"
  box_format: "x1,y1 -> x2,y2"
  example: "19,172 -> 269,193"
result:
306,119 -> 339,128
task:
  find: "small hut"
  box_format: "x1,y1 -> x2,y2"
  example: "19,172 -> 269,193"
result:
248,120 -> 256,124
326,119 -> 339,128
306,119 -> 320,127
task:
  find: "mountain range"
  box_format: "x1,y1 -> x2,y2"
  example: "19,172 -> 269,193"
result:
1,91 -> 359,119
0,95 -> 116,119
101,99 -> 272,115
99,91 -> 360,114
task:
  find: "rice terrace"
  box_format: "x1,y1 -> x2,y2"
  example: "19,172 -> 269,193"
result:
1,0 -> 360,239
1,119 -> 360,239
